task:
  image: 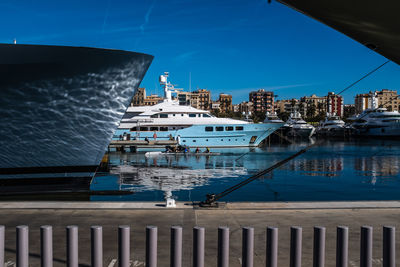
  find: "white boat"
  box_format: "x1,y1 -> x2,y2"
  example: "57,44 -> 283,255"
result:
283,111 -> 315,138
114,72 -> 283,148
264,112 -> 284,123
350,108 -> 400,137
317,114 -> 346,137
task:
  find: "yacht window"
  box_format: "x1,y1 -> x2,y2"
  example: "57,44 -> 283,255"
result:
181,114 -> 184,116
150,114 -> 158,118
216,127 -> 224,131
173,114 -> 176,116
139,127 -> 148,131
225,126 -> 234,131
203,114 -> 211,118
150,127 -> 158,131
160,114 -> 168,118
193,140 -> 196,142
189,114 -> 196,118
160,127 -> 168,131
236,126 -> 244,131
205,127 -> 213,132
130,127 -> 137,131
198,114 -> 201,117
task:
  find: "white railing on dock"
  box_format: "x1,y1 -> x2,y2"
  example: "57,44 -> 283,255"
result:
0,225 -> 396,267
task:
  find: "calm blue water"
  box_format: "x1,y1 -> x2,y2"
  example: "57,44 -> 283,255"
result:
91,139 -> 400,202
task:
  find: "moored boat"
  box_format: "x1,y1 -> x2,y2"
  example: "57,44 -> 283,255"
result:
0,44 -> 153,189
115,72 -> 283,148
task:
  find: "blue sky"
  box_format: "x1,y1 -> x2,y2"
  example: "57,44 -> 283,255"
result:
2,0 -> 400,104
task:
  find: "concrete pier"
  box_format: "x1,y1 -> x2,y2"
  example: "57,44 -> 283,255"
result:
0,201 -> 399,266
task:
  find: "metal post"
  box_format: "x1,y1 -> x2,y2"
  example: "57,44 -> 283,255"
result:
336,226 -> 348,267
41,225 -> 53,267
266,227 -> 278,267
66,226 -> 78,267
383,226 -> 395,267
118,226 -> 130,267
290,226 -> 302,267
146,226 -> 158,267
360,226 -> 372,267
16,225 -> 29,267
218,227 -> 229,267
193,227 -> 205,267
0,225 -> 4,267
91,226 -> 103,267
242,227 -> 254,267
171,226 -> 182,267
313,226 -> 325,267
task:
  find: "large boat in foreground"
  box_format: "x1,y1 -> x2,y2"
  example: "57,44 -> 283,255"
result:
115,73 -> 283,148
0,44 -> 153,191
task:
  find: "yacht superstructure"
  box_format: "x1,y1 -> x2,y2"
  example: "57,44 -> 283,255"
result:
264,112 -> 284,123
115,73 -> 283,147
283,111 -> 315,138
317,114 -> 346,136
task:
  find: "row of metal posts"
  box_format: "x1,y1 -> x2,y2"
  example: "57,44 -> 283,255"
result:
0,225 -> 396,267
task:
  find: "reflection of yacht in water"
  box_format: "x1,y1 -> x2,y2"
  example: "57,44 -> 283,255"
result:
316,114 -> 346,137
283,111 -> 315,138
0,44 -> 153,188
115,72 -> 283,147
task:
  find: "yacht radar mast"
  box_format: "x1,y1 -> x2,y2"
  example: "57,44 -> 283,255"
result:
159,72 -> 182,102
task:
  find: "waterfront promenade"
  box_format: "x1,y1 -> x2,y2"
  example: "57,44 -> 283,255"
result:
0,201 -> 399,266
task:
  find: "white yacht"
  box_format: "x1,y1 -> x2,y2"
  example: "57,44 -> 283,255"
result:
283,111 -> 315,138
351,108 -> 400,137
317,113 -> 346,137
114,73 -> 283,147
264,112 -> 284,123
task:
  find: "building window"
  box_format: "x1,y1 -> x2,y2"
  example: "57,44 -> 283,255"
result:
205,127 -> 213,132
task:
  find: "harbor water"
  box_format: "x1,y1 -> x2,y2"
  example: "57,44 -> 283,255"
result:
91,139 -> 400,202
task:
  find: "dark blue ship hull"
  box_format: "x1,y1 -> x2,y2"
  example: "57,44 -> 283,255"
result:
0,44 -> 153,190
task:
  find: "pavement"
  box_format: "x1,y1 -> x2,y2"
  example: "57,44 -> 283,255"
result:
0,201 -> 399,266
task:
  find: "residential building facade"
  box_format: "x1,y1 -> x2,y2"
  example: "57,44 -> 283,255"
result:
219,93 -> 233,113
249,89 -> 274,113
326,92 -> 344,117
131,87 -> 146,106
193,89 -> 211,110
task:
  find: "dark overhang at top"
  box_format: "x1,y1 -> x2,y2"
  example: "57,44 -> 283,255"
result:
276,0 -> 400,65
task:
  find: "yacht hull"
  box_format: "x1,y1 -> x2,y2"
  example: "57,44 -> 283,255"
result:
115,123 -> 283,148
352,124 -> 400,137
0,44 -> 153,179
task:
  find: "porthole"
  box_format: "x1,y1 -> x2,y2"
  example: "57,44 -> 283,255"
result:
183,140 -> 186,142
193,140 -> 196,142
221,139 -> 223,141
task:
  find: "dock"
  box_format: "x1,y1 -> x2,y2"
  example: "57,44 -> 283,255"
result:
108,140 -> 178,152
1,201 -> 399,266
